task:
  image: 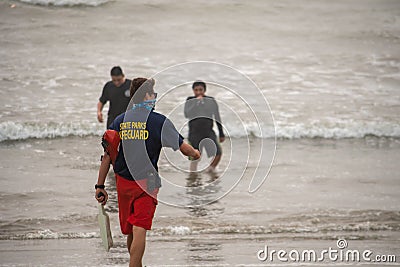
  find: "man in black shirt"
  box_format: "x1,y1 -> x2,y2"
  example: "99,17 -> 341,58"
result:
97,66 -> 132,128
184,81 -> 225,173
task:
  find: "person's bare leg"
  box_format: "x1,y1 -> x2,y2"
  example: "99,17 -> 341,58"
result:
129,226 -> 146,267
190,160 -> 198,172
127,233 -> 133,252
210,154 -> 221,169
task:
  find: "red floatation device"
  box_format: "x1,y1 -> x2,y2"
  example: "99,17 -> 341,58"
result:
101,130 -> 121,165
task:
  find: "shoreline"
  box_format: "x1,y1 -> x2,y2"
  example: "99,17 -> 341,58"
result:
0,136 -> 399,265
1,134 -> 400,144
1,234 -> 399,266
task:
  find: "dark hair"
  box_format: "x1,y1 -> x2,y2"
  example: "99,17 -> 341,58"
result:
192,81 -> 206,91
130,78 -> 155,104
110,66 -> 124,77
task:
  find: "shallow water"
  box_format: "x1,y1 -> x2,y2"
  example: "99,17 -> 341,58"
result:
0,137 -> 399,265
0,0 -> 400,141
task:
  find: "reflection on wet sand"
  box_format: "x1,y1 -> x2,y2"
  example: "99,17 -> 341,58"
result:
185,172 -> 224,215
184,172 -> 225,264
187,239 -> 224,263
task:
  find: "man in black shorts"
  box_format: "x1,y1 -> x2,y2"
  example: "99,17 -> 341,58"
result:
97,66 -> 132,128
184,81 -> 225,173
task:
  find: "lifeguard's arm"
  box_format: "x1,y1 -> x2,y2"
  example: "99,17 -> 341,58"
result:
95,152 -> 111,205
180,142 -> 201,160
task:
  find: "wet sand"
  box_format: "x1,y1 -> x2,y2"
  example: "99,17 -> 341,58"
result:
0,136 -> 399,266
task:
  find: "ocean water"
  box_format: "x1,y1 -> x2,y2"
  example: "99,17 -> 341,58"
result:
16,0 -> 110,7
0,0 -> 399,266
0,0 -> 399,141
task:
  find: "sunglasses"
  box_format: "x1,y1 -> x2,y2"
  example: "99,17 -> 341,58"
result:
151,92 -> 158,98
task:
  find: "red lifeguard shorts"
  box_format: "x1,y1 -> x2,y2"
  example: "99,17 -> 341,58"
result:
115,174 -> 159,234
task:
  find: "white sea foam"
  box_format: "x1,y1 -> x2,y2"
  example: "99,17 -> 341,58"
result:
1,120 -> 399,142
0,121 -> 103,142
16,0 -> 110,7
167,226 -> 191,235
1,221 -> 392,240
273,121 -> 400,139
2,209 -> 399,240
12,229 -> 98,240
227,120 -> 400,139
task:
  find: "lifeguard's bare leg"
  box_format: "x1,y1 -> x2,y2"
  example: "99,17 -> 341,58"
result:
127,233 -> 133,252
129,226 -> 146,267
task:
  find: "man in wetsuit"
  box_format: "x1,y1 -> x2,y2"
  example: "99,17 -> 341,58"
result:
97,66 -> 132,128
95,78 -> 200,267
184,81 -> 225,173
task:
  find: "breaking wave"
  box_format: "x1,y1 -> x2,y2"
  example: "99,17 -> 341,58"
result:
1,210 -> 399,240
1,120 -> 399,142
0,121 -> 103,142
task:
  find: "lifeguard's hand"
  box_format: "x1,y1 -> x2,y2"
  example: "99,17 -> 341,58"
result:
95,189 -> 108,205
97,111 -> 104,123
193,149 -> 201,160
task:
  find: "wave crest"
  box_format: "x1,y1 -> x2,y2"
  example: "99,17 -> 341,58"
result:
0,121 -> 103,142
1,120 -> 399,142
